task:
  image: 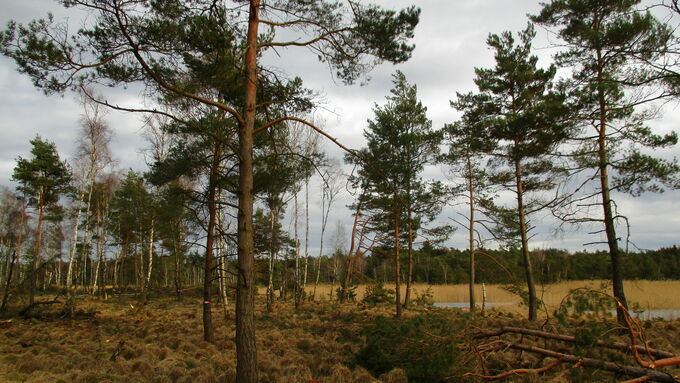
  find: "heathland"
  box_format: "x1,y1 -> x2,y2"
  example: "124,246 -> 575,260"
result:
1,281 -> 680,383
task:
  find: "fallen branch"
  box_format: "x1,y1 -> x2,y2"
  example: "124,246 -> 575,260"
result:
18,300 -> 61,317
473,341 -> 679,383
474,326 -> 675,360
463,358 -> 563,380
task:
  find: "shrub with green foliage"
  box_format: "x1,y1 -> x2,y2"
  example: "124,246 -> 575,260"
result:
356,311 -> 468,382
501,282 -> 544,311
413,287 -> 434,307
361,282 -> 394,305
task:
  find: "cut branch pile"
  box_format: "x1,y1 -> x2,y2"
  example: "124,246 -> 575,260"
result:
466,326 -> 680,382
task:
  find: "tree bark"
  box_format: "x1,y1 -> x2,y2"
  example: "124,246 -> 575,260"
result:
340,204 -> 362,303
515,158 -> 537,321
467,155 -> 477,314
393,198 -> 402,318
596,46 -> 627,322
217,201 -> 229,318
203,142 -> 221,343
303,178 -> 309,290
173,230 -> 182,299
266,208 -> 276,312
30,189 -> 45,306
403,204 -> 414,308
236,2 -> 260,381
144,219 -> 154,302
0,202 -> 25,312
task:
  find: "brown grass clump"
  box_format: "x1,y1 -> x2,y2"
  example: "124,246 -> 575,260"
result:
379,368 -> 409,383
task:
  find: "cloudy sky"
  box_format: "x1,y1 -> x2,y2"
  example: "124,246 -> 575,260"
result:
1,0 -> 679,253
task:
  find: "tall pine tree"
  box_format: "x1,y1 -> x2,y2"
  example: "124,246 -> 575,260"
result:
532,0 -> 679,321
349,71 -> 442,316
12,136 -> 71,306
453,25 -> 572,320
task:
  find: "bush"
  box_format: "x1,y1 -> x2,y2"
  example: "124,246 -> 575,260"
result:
356,311 -> 467,382
413,287 -> 434,307
361,283 -> 394,305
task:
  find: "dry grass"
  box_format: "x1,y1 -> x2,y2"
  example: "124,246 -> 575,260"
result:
0,295 -> 406,383
309,280 -> 680,313
1,281 -> 679,382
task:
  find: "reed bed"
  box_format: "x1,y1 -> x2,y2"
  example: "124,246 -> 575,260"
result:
306,280 -> 680,312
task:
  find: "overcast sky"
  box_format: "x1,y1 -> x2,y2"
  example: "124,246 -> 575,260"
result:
1,0 -> 679,253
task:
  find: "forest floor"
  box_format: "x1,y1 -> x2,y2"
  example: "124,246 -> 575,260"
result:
0,284 -> 679,383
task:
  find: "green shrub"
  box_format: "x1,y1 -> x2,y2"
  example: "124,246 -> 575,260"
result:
361,283 -> 394,305
356,311 -> 467,382
413,287 -> 434,307
335,285 -> 357,302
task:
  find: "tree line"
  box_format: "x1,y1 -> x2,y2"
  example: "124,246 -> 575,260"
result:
2,1 -> 680,381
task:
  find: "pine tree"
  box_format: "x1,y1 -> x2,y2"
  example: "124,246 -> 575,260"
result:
349,71 -> 442,316
441,113 -> 495,314
12,136 -> 72,306
453,25 -> 572,320
531,0 -> 679,321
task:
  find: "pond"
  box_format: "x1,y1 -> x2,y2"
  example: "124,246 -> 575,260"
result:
433,302 -> 680,321
433,302 -> 512,309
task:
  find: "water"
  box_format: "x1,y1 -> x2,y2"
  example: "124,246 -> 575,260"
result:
621,309 -> 680,321
433,302 -> 680,321
433,302 -> 512,309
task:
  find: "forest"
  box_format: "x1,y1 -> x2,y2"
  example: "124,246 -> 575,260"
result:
1,0 -> 680,382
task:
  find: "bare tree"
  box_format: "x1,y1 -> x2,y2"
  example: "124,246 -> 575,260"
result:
312,161 -> 343,301
66,90 -> 114,308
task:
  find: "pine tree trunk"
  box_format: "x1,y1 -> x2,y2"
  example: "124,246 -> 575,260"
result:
515,159 -> 537,321
266,208 -> 276,312
394,200 -> 402,318
30,189 -> 45,306
403,205 -> 414,308
203,142 -> 221,343
467,156 -> 477,314
596,51 -> 627,322
173,230 -> 182,299
236,2 -> 260,380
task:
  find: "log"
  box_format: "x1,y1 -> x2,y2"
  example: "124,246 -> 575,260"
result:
474,326 -> 676,360
483,341 -> 680,383
18,299 -> 60,317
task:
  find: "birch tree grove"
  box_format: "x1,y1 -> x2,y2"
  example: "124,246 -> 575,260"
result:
66,93 -> 113,309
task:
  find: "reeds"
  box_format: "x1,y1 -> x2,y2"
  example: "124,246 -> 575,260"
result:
309,280 -> 680,312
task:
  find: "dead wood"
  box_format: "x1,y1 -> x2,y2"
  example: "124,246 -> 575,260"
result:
471,340 -> 679,382
18,299 -> 61,317
474,326 -> 676,360
463,358 -> 564,380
